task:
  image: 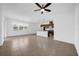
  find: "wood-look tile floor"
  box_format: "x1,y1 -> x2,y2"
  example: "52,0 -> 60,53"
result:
0,35 -> 78,56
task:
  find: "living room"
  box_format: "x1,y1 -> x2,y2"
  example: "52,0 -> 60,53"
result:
0,3 -> 79,56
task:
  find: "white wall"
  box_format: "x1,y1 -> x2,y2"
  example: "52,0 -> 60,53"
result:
75,4 -> 79,55
4,17 -> 40,37
0,7 -> 4,46
54,4 -> 75,44
5,17 -> 39,37
0,8 -> 2,45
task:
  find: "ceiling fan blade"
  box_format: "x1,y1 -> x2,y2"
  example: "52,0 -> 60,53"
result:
45,9 -> 51,12
34,9 -> 41,11
44,3 -> 51,8
35,3 -> 42,9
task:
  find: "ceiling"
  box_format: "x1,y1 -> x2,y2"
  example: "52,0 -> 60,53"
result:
1,3 -> 54,23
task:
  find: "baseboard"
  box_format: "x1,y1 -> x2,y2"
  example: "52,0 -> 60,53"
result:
74,43 -> 79,56
6,33 -> 36,38
55,39 -> 79,55
55,39 -> 74,45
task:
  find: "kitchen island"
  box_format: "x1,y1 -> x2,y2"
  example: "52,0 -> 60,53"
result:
36,30 -> 54,37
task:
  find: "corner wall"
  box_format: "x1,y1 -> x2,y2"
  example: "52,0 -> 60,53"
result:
54,4 -> 75,44
75,4 -> 79,55
0,7 -> 4,46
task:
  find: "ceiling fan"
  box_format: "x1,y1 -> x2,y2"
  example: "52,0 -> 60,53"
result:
34,3 -> 52,14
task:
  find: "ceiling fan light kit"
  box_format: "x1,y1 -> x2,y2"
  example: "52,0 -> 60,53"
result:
41,9 -> 44,12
